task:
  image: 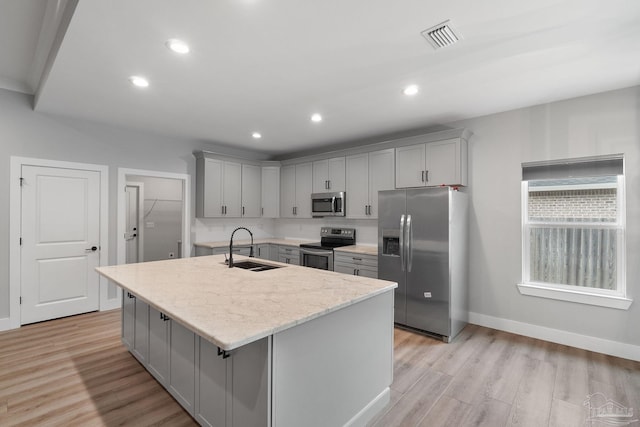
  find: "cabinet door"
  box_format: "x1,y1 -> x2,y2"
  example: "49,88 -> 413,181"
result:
327,157 -> 345,192
313,157 -> 345,192
223,161 -> 242,217
368,148 -> 395,218
312,160 -> 329,193
294,163 -> 313,218
345,153 -> 369,219
230,338 -> 270,427
333,263 -> 355,276
241,164 -> 261,218
395,144 -> 426,188
195,338 -> 227,427
425,138 -> 459,186
203,158 -> 224,217
132,298 -> 149,364
169,321 -> 196,414
121,292 -> 135,350
280,165 -> 296,218
261,166 -> 280,218
148,306 -> 170,385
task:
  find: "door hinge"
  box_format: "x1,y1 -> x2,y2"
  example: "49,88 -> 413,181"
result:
19,237 -> 22,245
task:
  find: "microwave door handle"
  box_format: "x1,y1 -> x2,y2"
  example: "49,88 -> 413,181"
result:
400,215 -> 405,272
331,196 -> 336,214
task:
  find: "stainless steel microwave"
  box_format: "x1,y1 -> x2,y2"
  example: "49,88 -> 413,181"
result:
311,192 -> 345,217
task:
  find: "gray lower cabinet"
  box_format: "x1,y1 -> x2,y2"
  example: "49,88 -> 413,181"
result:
132,297 -> 149,363
121,291 -> 149,363
169,321 -> 196,415
195,246 -> 254,258
122,291 -> 135,349
278,245 -> 300,265
148,306 -> 170,386
255,244 -> 273,260
195,337 -> 269,427
334,252 -> 378,278
122,290 -> 269,426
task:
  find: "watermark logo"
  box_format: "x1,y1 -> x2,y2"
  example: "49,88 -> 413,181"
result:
583,392 -> 638,426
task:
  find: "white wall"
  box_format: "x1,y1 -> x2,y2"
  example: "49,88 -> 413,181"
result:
449,86 -> 640,348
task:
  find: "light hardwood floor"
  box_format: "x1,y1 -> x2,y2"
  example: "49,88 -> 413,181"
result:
0,310 -> 638,426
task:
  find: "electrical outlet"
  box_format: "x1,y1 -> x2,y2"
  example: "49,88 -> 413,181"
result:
168,252 -> 175,258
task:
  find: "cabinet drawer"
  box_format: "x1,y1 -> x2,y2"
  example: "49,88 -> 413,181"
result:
334,252 -> 377,268
278,246 -> 300,257
334,262 -> 377,278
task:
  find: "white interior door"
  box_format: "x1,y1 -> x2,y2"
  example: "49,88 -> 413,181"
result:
21,165 -> 101,324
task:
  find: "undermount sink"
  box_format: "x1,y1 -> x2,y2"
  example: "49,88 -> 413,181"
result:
230,260 -> 282,272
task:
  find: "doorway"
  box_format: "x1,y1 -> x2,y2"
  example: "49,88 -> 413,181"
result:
117,168 -> 191,267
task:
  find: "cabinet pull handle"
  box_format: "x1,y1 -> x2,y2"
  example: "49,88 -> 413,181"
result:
221,205 -> 224,215
425,170 -> 429,182
261,207 -> 264,216
242,206 -> 245,215
421,170 -> 425,182
353,257 -> 362,261
127,292 -> 135,299
217,347 -> 231,359
160,312 -> 170,321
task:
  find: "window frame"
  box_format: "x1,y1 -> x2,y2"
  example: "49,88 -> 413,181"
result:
518,173 -> 632,310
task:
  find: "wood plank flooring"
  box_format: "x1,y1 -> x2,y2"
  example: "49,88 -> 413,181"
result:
0,310 -> 638,426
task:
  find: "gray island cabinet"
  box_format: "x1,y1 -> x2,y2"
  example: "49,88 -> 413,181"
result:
98,255 -> 396,427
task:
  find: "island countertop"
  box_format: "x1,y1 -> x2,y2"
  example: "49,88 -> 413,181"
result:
96,255 -> 397,351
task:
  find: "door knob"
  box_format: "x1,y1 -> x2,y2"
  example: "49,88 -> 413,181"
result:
86,246 -> 98,252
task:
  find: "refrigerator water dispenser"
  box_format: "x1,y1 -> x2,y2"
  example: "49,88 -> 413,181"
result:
382,230 -> 400,256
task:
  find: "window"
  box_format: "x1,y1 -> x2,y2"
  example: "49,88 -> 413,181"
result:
518,155 -> 631,310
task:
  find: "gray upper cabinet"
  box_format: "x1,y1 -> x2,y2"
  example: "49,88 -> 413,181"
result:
395,137 -> 468,188
312,157 -> 345,193
280,163 -> 312,218
346,149 -> 394,219
241,164 -> 261,218
196,156 -> 241,218
260,166 -> 280,218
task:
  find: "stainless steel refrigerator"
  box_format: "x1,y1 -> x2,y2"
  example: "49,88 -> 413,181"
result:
378,187 -> 469,342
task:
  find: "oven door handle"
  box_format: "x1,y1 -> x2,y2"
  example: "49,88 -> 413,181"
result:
300,248 -> 334,257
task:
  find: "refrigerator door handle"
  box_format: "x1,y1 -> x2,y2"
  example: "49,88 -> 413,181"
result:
407,214 -> 413,272
400,214 -> 406,272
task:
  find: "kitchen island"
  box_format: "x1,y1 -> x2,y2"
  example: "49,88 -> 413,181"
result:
96,255 -> 396,427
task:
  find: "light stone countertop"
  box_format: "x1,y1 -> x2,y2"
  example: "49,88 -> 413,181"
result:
97,255 -> 396,351
194,238 -> 311,249
194,238 -> 379,256
334,245 -> 378,256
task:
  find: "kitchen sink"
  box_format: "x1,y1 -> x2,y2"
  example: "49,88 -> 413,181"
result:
230,260 -> 282,272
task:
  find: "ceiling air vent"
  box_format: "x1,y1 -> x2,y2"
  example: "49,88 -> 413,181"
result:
421,20 -> 462,49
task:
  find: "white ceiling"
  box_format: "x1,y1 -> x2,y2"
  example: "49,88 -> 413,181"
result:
3,0 -> 640,156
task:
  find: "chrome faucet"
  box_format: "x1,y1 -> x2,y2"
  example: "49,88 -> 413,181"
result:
228,227 -> 254,268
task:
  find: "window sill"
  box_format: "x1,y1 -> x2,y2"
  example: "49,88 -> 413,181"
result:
517,283 -> 633,310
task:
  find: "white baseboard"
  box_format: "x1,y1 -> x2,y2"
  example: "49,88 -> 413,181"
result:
0,317 -> 12,332
468,312 -> 640,362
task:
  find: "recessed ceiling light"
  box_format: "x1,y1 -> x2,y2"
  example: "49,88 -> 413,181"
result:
403,85 -> 419,96
252,132 -> 262,139
129,76 -> 149,88
311,113 -> 323,123
166,39 -> 190,54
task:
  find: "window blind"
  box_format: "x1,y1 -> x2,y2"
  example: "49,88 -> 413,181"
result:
522,154 -> 624,181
